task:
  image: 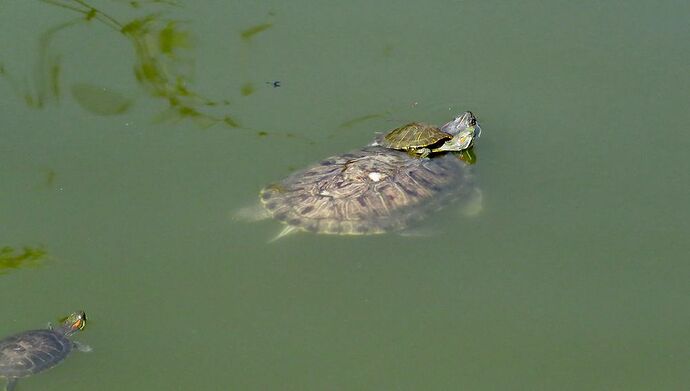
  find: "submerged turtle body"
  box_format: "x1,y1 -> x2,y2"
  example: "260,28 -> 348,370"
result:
0,312 -> 89,391
259,146 -> 477,237
376,111 -> 480,157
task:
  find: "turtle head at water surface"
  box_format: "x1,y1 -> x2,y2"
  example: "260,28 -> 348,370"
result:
439,111 -> 481,139
58,311 -> 87,336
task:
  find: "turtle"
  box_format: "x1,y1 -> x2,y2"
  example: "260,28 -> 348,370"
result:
374,111 -> 481,158
0,311 -> 90,391
245,145 -> 482,240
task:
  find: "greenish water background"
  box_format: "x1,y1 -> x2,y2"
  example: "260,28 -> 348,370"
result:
1,1 -> 688,390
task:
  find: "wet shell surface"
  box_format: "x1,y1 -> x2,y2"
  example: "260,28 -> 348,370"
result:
259,146 -> 475,235
378,122 -> 452,150
0,330 -> 72,378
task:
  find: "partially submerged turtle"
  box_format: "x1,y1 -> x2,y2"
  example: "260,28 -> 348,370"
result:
249,146 -> 481,239
375,111 -> 480,157
0,311 -> 90,391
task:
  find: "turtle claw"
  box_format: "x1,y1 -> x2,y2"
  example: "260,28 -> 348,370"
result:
269,225 -> 298,242
399,227 -> 435,237
460,188 -> 483,217
457,149 -> 476,165
407,148 -> 430,158
73,341 -> 93,353
6,378 -> 17,391
233,204 -> 270,222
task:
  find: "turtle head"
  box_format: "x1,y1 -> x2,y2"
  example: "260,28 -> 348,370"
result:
59,311 -> 87,336
440,111 -> 481,139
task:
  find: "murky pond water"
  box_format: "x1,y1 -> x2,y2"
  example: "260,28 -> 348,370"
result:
1,1 -> 688,390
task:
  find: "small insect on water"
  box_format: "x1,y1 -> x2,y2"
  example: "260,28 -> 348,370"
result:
265,80 -> 281,88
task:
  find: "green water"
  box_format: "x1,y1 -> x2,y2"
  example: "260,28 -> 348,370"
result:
1,1 -> 688,390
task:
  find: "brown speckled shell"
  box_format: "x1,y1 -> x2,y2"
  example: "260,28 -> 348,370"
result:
259,146 -> 474,235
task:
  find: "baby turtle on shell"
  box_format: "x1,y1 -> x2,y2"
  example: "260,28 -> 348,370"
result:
375,111 -> 480,158
247,146 -> 481,240
0,311 -> 90,391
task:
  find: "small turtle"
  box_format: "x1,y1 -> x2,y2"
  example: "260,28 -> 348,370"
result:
242,146 -> 481,240
375,111 -> 480,157
0,311 -> 91,391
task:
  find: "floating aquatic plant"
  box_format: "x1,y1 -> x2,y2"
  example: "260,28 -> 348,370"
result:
0,0 -> 312,140
0,246 -> 47,275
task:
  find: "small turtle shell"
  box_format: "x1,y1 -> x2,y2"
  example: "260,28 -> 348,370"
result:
259,146 -> 474,235
380,123 -> 452,150
0,329 -> 73,378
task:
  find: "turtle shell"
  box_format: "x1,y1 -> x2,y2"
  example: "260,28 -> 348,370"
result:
379,122 -> 452,150
0,329 -> 73,378
259,146 -> 475,235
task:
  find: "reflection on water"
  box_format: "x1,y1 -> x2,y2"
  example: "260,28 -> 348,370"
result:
0,246 -> 47,275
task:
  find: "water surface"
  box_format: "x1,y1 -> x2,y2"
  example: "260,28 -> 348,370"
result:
1,1 -> 688,390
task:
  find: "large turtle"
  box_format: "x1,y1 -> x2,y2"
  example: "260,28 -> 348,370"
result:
0,311 -> 90,391
250,146 -> 481,239
374,111 -> 480,157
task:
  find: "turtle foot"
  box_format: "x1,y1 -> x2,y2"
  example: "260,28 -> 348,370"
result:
460,188 -> 483,217
232,204 -> 270,222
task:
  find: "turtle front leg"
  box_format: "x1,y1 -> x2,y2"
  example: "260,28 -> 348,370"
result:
6,378 -> 18,391
417,148 -> 431,158
457,149 -> 476,164
73,341 -> 93,352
